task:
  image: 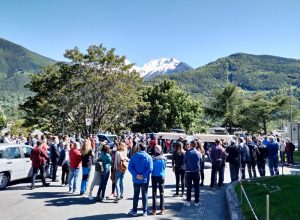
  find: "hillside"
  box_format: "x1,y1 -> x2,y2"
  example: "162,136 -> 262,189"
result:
0,38 -> 55,120
165,53 -> 300,97
0,38 -> 55,76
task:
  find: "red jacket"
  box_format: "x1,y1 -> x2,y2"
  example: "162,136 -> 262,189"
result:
30,146 -> 48,168
69,148 -> 82,169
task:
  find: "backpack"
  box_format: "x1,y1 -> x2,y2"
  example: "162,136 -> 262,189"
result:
118,153 -> 128,173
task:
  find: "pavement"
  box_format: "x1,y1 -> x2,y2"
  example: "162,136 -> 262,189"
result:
7,154 -> 297,220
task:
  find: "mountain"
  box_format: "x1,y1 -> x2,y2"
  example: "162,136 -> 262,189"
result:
0,38 -> 55,76
163,53 -> 300,97
134,57 -> 193,80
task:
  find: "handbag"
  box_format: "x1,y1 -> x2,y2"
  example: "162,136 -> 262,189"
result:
95,161 -> 104,172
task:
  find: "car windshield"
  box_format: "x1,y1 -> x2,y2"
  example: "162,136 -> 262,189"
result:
107,135 -> 117,142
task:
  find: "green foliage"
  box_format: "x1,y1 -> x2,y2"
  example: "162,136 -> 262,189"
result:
9,119 -> 30,136
0,107 -> 6,129
0,38 -> 54,76
133,80 -> 203,133
205,84 -> 242,134
21,44 -> 143,135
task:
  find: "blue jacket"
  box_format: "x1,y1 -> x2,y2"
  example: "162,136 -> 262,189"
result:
128,151 -> 153,183
152,155 -> 167,177
184,148 -> 201,172
266,141 -> 279,160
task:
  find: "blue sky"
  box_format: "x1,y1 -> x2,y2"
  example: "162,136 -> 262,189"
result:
1,0 -> 300,68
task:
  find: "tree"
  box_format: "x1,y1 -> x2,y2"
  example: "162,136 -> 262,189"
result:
133,80 -> 203,133
21,45 -> 143,135
205,83 -> 242,134
0,107 -> 6,130
239,93 -> 290,134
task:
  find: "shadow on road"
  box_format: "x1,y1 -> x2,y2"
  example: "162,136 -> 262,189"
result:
68,213 -> 129,220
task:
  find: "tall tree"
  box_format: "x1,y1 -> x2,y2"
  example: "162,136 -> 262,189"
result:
239,93 -> 290,134
133,80 -> 202,133
205,83 -> 242,134
21,45 -> 143,135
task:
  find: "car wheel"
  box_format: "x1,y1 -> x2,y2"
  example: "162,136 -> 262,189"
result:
0,173 -> 10,190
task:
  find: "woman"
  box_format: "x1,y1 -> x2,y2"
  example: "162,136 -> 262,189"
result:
172,141 -> 185,196
88,143 -> 103,200
151,145 -> 167,215
113,142 -> 129,203
60,143 -> 70,186
196,140 -> 205,186
106,143 -> 117,199
96,144 -> 112,202
279,139 -> 286,164
80,139 -> 94,195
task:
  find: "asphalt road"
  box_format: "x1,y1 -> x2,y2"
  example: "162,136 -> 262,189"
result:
4,154 -> 296,220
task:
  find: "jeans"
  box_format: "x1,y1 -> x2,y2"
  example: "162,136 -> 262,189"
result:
175,168 -> 185,194
210,164 -> 224,188
229,161 -> 240,182
132,183 -> 149,213
97,171 -> 110,198
61,163 -> 69,185
115,171 -> 125,198
257,160 -> 266,176
151,176 -> 165,211
186,172 -> 200,203
69,168 -> 80,193
51,160 -> 58,181
80,167 -> 91,193
241,162 -> 252,179
31,165 -> 46,187
268,157 -> 279,176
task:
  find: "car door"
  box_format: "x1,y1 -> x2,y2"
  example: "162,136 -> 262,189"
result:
22,146 -> 33,177
5,146 -> 25,181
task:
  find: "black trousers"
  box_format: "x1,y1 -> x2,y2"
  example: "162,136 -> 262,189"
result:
51,160 -> 58,181
61,163 -> 69,184
186,172 -> 200,203
175,168 -> 185,194
31,165 -> 46,186
151,176 -> 165,211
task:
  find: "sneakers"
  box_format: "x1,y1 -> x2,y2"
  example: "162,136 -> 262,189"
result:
88,193 -> 93,200
173,193 -> 179,197
195,202 -> 200,207
184,201 -> 191,206
128,209 -> 138,217
158,210 -> 165,215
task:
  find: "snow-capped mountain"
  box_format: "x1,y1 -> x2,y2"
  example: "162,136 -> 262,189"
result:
133,57 -> 193,80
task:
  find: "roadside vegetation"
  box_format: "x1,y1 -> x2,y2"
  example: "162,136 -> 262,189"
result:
235,175 -> 300,220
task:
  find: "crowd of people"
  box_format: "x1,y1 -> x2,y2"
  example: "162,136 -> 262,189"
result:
0,131 -> 297,217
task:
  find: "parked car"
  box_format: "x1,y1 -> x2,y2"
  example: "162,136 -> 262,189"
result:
97,134 -> 118,148
0,144 -> 33,190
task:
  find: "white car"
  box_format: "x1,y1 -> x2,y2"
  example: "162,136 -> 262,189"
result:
0,144 -> 33,190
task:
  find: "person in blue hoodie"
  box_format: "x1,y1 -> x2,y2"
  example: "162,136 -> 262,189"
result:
151,145 -> 167,216
128,142 -> 153,217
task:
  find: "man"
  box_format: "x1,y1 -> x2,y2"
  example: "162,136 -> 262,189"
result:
285,138 -> 295,165
226,139 -> 240,182
238,137 -> 251,179
30,141 -> 50,189
184,140 -> 202,206
128,142 -> 153,217
50,136 -> 60,182
266,136 -> 279,176
209,139 -> 227,189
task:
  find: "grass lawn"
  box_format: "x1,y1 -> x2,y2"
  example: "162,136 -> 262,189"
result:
235,175 -> 300,220
294,151 -> 300,163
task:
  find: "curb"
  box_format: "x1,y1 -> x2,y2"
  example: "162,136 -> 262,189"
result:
226,181 -> 244,220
